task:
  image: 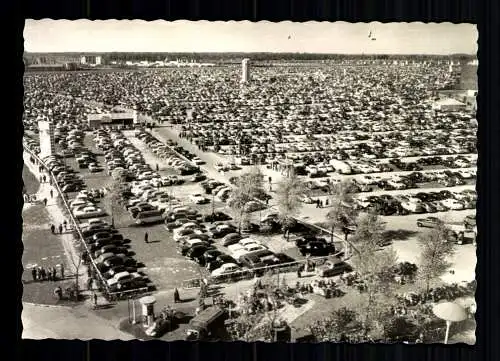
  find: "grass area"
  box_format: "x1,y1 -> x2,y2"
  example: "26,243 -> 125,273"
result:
23,164 -> 39,194
22,204 -> 76,305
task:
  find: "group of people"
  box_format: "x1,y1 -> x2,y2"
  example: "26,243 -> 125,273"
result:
31,264 -> 64,282
50,220 -> 70,234
315,198 -> 329,208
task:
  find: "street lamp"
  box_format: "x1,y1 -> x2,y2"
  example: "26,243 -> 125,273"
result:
128,296 -> 137,324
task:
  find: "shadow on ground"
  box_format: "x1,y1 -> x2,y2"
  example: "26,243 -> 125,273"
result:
384,229 -> 418,241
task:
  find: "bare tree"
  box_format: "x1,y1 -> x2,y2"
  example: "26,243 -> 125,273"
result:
325,180 -> 359,254
275,170 -> 305,240
228,169 -> 266,232
417,221 -> 455,294
68,250 -> 84,301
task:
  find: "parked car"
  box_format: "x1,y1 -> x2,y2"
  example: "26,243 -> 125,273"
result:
416,217 -> 442,228
211,263 -> 241,277
316,257 -> 352,277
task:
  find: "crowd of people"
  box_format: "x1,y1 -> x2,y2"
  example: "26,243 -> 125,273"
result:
30,264 -> 64,282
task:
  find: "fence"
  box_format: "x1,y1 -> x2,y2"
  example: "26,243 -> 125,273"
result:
182,251 -> 346,289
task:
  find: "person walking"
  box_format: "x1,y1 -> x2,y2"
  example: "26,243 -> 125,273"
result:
43,175 -> 47,183
31,268 -> 37,282
63,220 -> 67,232
43,198 -> 48,207
50,224 -> 55,234
173,288 -> 180,303
144,232 -> 149,244
40,267 -> 46,281
47,267 -> 53,281
58,224 -> 63,234
50,189 -> 54,198
60,264 -> 65,279
93,293 -> 98,307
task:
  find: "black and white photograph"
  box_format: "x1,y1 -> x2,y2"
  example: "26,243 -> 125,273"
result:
21,20 -> 477,343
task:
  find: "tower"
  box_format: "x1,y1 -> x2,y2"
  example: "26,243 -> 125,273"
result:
241,58 -> 250,83
38,119 -> 55,158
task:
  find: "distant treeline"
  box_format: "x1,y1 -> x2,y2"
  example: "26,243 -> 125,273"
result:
24,52 -> 476,64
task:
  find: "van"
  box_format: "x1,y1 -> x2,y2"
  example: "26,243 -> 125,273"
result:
185,306 -> 227,341
134,210 -> 165,225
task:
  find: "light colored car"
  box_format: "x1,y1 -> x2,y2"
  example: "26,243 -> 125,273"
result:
74,206 -> 106,219
189,194 -> 209,204
227,243 -> 245,254
239,238 -> 260,247
80,218 -> 107,228
211,263 -> 241,277
440,199 -> 465,210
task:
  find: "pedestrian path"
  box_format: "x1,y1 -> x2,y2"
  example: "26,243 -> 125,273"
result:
23,151 -> 92,302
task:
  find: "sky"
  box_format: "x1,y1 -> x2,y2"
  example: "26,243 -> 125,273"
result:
24,20 -> 477,55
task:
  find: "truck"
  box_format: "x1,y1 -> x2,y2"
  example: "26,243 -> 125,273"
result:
184,306 -> 228,341
329,159 -> 352,175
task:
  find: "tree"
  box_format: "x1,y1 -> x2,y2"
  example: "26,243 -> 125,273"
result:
350,211 -> 386,248
225,277 -> 285,342
68,250 -> 84,301
349,213 -> 399,337
308,307 -> 364,342
275,170 -> 305,240
228,169 -> 266,232
109,168 -> 130,227
417,221 -> 455,294
325,180 -> 359,254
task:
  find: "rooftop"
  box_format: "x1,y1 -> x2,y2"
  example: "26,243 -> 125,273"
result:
434,98 -> 466,106
87,112 -> 135,121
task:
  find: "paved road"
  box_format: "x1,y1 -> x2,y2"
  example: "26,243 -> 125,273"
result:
22,303 -> 134,340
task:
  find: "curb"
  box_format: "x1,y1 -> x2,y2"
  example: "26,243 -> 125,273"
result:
23,302 -> 75,309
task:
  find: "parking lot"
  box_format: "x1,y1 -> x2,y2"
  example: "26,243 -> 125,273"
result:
23,61 -> 477,301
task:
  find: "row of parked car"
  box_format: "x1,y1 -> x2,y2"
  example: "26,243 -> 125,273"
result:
40,138 -> 153,295
43,155 -> 85,193
135,130 -> 201,175
354,188 -> 477,216
79,218 -> 151,292
158,206 -> 296,278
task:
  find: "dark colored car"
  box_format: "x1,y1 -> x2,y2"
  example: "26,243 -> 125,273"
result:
464,215 -> 476,229
203,212 -> 232,223
416,217 -> 441,228
187,245 -> 216,263
222,233 -> 242,247
299,240 -> 335,257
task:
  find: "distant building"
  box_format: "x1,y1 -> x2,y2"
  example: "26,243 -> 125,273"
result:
241,58 -> 251,83
81,55 -> 102,66
432,98 -> 467,112
87,112 -> 137,128
38,120 -> 56,158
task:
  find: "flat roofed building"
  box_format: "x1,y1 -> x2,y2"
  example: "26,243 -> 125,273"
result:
87,112 -> 137,128
432,98 -> 467,112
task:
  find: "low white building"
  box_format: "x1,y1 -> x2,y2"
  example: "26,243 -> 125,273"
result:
432,98 -> 467,112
